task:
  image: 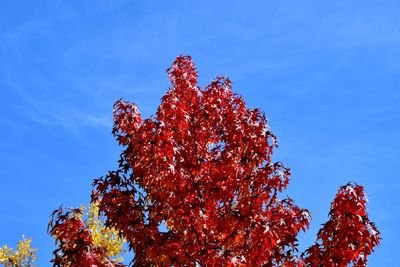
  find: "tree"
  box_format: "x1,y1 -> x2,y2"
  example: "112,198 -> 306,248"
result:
1,203 -> 126,267
48,202 -> 126,267
0,236 -> 37,267
49,55 -> 380,266
303,183 -> 380,267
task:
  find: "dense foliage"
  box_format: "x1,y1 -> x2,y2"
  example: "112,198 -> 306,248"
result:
0,236 -> 36,267
47,55 -> 380,267
48,203 -> 126,266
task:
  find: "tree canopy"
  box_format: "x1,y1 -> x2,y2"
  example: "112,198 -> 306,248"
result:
3,55 -> 380,267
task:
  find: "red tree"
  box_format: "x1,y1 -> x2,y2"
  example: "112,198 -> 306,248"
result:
49,56 -> 380,266
303,183 -> 380,267
48,207 -> 125,267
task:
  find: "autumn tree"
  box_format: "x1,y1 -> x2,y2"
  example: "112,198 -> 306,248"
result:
49,55 -> 380,266
303,183 -> 380,267
48,202 -> 126,266
0,236 -> 37,267
1,202 -> 126,267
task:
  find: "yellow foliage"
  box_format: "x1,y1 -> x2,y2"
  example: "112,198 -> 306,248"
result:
0,236 -> 37,267
83,202 -> 126,264
1,203 -> 125,266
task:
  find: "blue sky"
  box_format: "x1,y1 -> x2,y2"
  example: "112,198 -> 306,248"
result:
0,1 -> 399,265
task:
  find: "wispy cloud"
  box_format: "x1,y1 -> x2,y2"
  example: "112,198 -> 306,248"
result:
14,92 -> 111,134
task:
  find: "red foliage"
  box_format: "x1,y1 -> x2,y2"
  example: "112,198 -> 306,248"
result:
49,56 -> 380,266
48,208 -> 124,267
303,183 -> 380,267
